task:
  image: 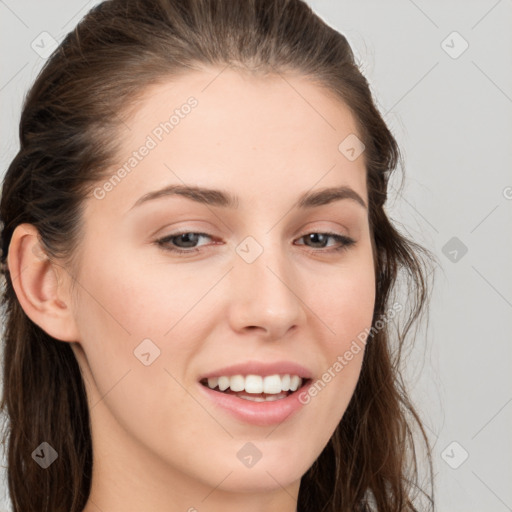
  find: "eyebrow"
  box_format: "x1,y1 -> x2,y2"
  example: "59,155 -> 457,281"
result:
129,184 -> 367,211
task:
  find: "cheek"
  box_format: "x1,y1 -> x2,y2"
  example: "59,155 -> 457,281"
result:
298,249 -> 375,429
74,244 -> 208,345
306,248 -> 376,346
71,248 -> 206,446
70,248 -> 180,400
71,241 -> 220,402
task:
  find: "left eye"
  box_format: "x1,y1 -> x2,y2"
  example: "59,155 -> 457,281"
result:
157,232 -> 212,251
295,232 -> 355,251
155,231 -> 355,254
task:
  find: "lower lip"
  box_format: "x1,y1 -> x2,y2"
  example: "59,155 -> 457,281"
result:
198,381 -> 312,426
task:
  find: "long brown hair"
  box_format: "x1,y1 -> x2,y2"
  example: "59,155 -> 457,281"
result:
0,0 -> 437,510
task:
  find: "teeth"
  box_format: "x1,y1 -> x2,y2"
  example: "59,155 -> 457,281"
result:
263,375 -> 282,394
290,375 -> 301,392
229,374 -> 245,392
245,375 -> 263,394
204,374 -> 304,395
218,376 -> 230,391
242,395 -> 267,402
241,393 -> 286,402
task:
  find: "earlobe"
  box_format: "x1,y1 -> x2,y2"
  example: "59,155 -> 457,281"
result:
7,223 -> 80,342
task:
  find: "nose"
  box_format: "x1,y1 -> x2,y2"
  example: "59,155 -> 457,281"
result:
227,241 -> 306,340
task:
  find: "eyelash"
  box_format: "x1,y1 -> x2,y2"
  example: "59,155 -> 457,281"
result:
154,231 -> 356,255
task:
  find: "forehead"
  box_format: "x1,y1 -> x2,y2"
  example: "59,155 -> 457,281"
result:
92,67 -> 368,213
126,66 -> 363,154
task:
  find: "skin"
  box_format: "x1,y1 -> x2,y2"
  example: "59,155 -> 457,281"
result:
9,67 -> 376,512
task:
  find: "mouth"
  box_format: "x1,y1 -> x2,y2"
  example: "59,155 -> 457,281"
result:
199,374 -> 312,402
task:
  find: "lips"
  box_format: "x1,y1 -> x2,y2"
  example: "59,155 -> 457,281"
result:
198,361 -> 312,399
197,370 -> 314,426
196,360 -> 313,425
198,360 -> 314,381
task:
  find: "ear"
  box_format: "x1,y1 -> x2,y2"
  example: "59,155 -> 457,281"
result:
7,223 -> 80,342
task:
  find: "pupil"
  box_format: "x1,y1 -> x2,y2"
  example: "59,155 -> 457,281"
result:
309,233 -> 326,248
178,233 -> 199,247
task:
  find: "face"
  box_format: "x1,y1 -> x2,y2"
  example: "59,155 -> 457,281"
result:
67,67 -> 375,500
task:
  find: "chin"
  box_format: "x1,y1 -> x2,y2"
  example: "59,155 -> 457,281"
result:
212,466 -> 303,494
203,450 -> 313,494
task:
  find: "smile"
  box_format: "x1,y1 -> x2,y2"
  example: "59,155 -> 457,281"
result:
200,374 -> 311,402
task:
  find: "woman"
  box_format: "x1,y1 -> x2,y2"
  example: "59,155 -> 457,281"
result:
0,0 -> 436,511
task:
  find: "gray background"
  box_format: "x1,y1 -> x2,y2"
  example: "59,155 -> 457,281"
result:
1,1 -> 511,511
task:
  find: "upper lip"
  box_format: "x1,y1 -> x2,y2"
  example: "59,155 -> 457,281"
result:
198,361 -> 314,381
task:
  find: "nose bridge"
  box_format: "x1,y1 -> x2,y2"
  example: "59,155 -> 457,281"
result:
228,232 -> 305,337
